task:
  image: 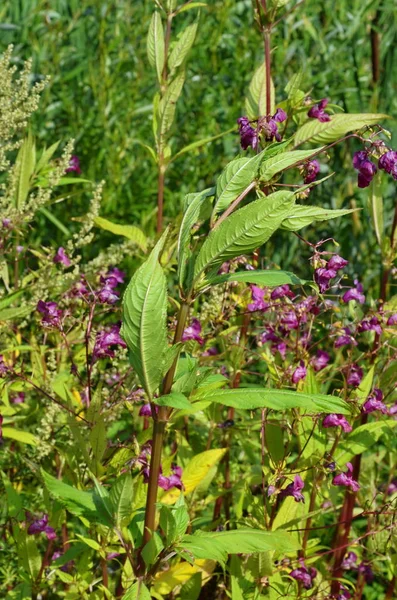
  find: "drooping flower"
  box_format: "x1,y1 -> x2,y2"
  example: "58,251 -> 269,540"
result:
322,413 -> 352,433
280,475 -> 305,502
387,313 -> 397,325
289,560 -> 317,589
332,462 -> 360,491
292,361 -> 307,384
358,562 -> 374,583
237,117 -> 258,150
101,268 -> 125,289
378,150 -> 397,180
270,284 -> 294,300
311,350 -> 330,372
358,317 -> 382,335
53,247 -> 71,267
2,218 -> 11,228
347,364 -> 363,387
342,280 -> 365,304
386,479 -> 397,495
69,276 -> 90,298
334,327 -> 357,348
37,300 -> 63,328
308,98 -> 330,122
362,388 -> 387,414
352,151 -> 377,188
0,356 -> 10,378
92,324 -> 126,361
97,284 -> 119,305
303,159 -> 320,184
281,311 -> 299,330
182,318 -> 204,345
217,419 -> 234,429
247,286 -> 269,312
328,255 -> 348,270
341,551 -> 358,570
336,584 -> 352,599
139,403 -> 158,418
11,392 -> 25,404
66,155 -> 81,174
27,514 -> 56,540
314,267 -> 337,293
389,403 -> 397,416
202,346 -> 218,357
261,108 -> 287,142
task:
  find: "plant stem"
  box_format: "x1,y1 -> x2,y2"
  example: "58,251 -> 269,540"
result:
264,27 -> 272,116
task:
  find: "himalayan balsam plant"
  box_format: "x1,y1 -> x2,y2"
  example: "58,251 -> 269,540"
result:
0,1 -> 396,600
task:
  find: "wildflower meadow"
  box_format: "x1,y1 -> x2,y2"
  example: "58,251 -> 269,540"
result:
0,1 -> 396,599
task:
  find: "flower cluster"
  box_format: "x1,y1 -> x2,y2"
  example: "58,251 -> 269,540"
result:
237,108 -> 287,149
314,254 -> 348,294
92,324 -> 126,362
138,444 -> 184,491
308,98 -> 330,122
27,513 -> 56,540
353,147 -> 397,188
289,560 -> 317,589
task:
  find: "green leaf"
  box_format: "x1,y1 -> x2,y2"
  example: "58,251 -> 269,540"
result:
0,305 -> 33,322
94,216 -> 147,252
121,232 -> 169,398
109,473 -> 134,527
198,388 -> 351,414
122,581 -> 152,600
16,531 -> 41,581
177,1 -> 207,13
285,71 -> 305,106
0,289 -> 24,310
245,62 -> 275,119
182,529 -> 300,562
177,187 -> 214,288
39,206 -> 70,235
368,172 -> 384,247
1,471 -> 23,519
36,140 -> 60,173
147,11 -> 165,84
281,205 -> 357,231
212,152 -> 264,218
294,113 -> 388,146
89,415 -> 107,473
155,392 -> 191,410
93,477 -> 114,527
194,191 -> 295,282
158,70 -> 185,147
41,469 -> 97,520
260,148 -> 322,182
142,532 -> 164,567
169,21 -> 198,72
14,132 -> 35,209
205,269 -> 304,288
171,128 -> 235,163
173,494 -> 190,538
160,505 -> 177,545
1,428 -> 37,445
336,420 -> 397,464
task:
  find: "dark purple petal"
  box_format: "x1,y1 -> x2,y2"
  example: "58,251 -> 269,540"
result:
303,160 -> 320,184
387,313 -> 397,325
270,284 -> 294,300
66,155 -> 81,174
346,364 -> 363,387
237,117 -> 258,150
328,255 -> 348,270
379,150 -> 397,179
280,475 -> 305,503
273,108 -> 287,123
322,413 -> 352,433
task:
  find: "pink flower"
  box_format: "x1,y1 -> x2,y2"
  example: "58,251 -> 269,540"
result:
280,475 -> 305,503
248,286 -> 269,312
66,155 -> 81,174
386,313 -> 397,325
270,284 -> 294,300
53,247 -> 71,267
308,98 -> 330,122
342,281 -> 365,304
93,324 -> 126,361
346,364 -> 363,387
182,318 -> 204,345
292,361 -> 307,384
332,462 -> 360,491
362,388 -> 387,414
322,413 -> 352,433
311,350 -> 330,372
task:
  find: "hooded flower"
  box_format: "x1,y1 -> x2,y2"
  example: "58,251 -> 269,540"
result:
387,313 -> 397,325
248,286 -> 269,312
342,280 -> 365,304
92,324 -> 126,361
182,318 -> 204,345
292,361 -> 307,384
362,388 -> 387,414
11,392 -> 25,404
53,247 -> 71,267
322,413 -> 352,433
308,98 -> 330,122
66,155 -> 81,174
27,514 -> 56,540
358,317 -> 382,335
260,108 -> 287,142
280,475 -> 305,502
303,159 -> 320,184
101,267 -> 125,289
289,560 -> 317,589
358,562 -> 374,583
237,117 -> 258,150
281,311 -> 299,330
314,267 -> 337,293
139,403 -> 158,418
37,300 -> 63,328
97,285 -> 119,305
311,350 -> 330,372
332,462 -> 360,491
270,284 -> 294,300
353,151 -> 377,188
347,364 -> 363,387
328,255 -> 348,270
378,150 -> 397,180
341,551 -> 358,570
0,356 -> 10,378
334,327 -> 357,348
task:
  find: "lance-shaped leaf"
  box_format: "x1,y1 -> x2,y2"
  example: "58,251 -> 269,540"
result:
14,132 -> 36,209
177,187 -> 214,288
195,388 -> 351,414
294,113 -> 388,146
281,205 -> 358,231
158,70 -> 185,148
245,62 -> 275,119
204,269 -> 304,288
94,216 -> 147,252
121,233 -> 169,398
147,11 -> 165,84
194,191 -> 295,282
169,21 -> 198,72
212,152 -> 263,218
41,470 -> 97,520
109,473 -> 134,527
368,172 -> 384,247
260,148 -> 323,182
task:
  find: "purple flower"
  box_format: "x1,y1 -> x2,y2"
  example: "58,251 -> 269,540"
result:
362,388 -> 387,414
93,324 -> 126,361
322,413 -> 352,433
28,514 -> 56,540
353,151 -> 377,188
341,551 -> 358,570
53,247 -> 71,267
2,218 -> 11,229
337,584 -> 352,599
16,245 -> 24,253
281,311 -> 299,330
387,313 -> 397,325
261,108 -> 287,142
334,327 -> 357,348
270,284 -> 294,300
97,284 -> 119,305
106,552 -> 121,561
11,392 -> 25,404
389,403 -> 397,416
358,562 -> 374,583
69,276 -> 90,298
308,98 -> 330,122
358,316 -> 382,335
267,485 -> 276,496
332,462 -> 360,492
292,361 -> 307,384
101,268 -> 125,289
0,356 -> 10,378
202,346 -> 218,357
280,475 -> 305,503
217,419 -> 234,429
158,464 -> 184,491
328,255 -> 348,271
387,479 -> 397,495
273,108 -> 287,123
37,300 -> 63,328
347,364 -> 363,387
314,267 -> 337,293
303,159 -> 320,184
139,403 -> 158,418
342,281 -> 365,304
378,150 -> 397,180
182,318 -> 204,345
248,286 -> 269,312
289,561 -> 317,589
311,350 -> 330,372
237,117 -> 258,150
66,155 -> 81,175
